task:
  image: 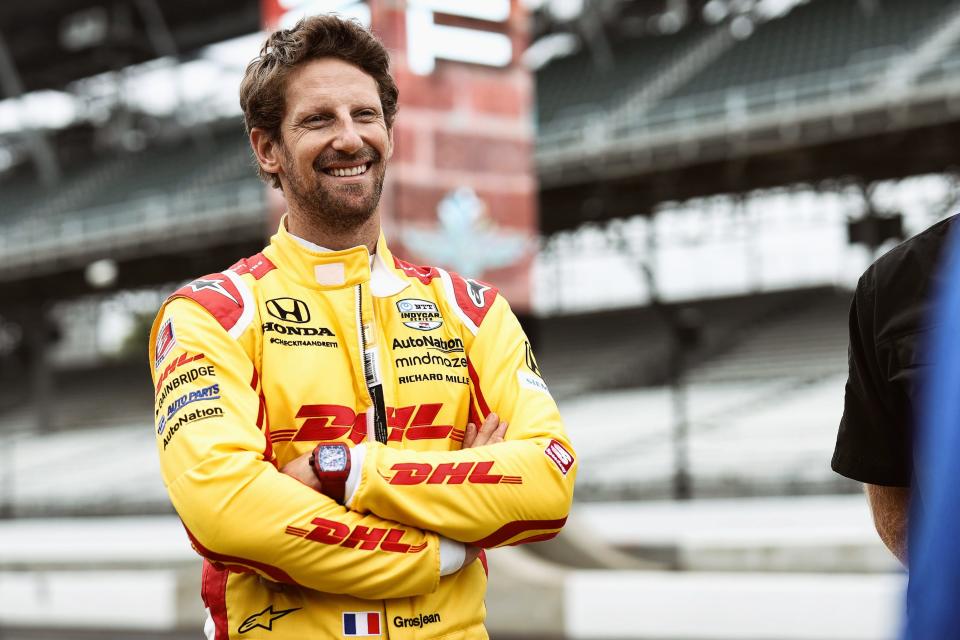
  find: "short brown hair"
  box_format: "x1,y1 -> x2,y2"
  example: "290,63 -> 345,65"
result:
239,15 -> 399,188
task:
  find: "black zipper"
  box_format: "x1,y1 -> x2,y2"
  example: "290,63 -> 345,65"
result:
357,283 -> 388,444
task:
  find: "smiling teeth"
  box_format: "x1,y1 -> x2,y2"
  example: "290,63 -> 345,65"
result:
329,164 -> 368,177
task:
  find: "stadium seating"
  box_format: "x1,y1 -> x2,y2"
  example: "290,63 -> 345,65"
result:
536,21 -> 712,125
0,121 -> 255,232
537,285 -> 849,398
667,0 -> 955,101
561,373 -> 851,500
537,0 -> 960,147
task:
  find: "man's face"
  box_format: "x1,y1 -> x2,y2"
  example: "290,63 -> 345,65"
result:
275,57 -> 393,229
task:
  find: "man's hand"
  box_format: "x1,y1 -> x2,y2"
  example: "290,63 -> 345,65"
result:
462,412 -> 508,448
280,450 -> 321,491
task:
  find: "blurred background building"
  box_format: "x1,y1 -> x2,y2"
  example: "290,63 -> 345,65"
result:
2,0 -> 952,637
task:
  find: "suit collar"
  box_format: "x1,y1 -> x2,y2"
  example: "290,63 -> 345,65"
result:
265,216 -> 409,298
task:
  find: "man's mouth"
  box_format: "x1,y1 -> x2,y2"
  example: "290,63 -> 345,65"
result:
322,162 -> 372,178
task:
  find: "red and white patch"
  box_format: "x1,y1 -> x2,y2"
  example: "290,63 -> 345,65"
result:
171,272 -> 247,334
446,271 -> 498,330
229,252 -> 276,280
154,319 -> 176,368
394,257 -> 440,285
544,439 -> 574,475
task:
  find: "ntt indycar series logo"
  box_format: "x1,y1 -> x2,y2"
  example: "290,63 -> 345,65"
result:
396,298 -> 442,331
392,336 -> 463,353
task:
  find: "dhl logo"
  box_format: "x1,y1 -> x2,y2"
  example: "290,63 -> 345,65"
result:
385,461 -> 522,486
155,352 -> 205,393
285,517 -> 427,554
270,403 -> 464,445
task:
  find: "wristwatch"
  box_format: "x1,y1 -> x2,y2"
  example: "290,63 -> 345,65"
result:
309,443 -> 351,504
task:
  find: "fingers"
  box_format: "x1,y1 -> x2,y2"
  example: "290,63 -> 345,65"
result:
478,412 -> 499,443
490,420 -> 508,444
462,413 -> 509,449
462,422 -> 478,448
474,413 -> 508,447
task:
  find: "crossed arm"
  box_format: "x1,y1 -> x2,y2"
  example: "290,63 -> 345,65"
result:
152,296 -> 576,598
280,412 -> 510,570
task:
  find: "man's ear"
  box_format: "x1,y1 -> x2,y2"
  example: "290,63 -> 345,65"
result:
385,126 -> 394,161
250,128 -> 283,175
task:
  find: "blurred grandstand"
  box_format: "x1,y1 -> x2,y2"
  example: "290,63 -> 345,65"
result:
2,0 -> 949,637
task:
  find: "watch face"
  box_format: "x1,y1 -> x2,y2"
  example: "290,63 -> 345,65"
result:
319,445 -> 348,472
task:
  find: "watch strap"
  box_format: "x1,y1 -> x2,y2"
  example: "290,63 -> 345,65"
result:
310,443 -> 350,505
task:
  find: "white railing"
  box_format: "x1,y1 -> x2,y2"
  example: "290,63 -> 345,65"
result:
0,179 -> 266,275
537,56 -> 894,159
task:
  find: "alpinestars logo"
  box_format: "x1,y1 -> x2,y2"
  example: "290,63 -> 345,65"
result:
189,278 -> 238,305
238,605 -> 300,633
465,279 -> 491,307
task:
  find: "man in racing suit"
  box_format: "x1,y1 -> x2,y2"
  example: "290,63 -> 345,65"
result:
149,15 -> 576,640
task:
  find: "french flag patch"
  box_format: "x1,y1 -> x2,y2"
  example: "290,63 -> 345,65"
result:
154,319 -> 176,369
343,612 -> 381,637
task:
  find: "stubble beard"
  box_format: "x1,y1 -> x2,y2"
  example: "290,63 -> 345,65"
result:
281,144 -> 386,232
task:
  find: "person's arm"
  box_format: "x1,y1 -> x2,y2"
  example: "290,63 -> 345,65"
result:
864,483 -> 909,566
832,270 -> 913,564
833,272 -> 911,485
346,293 -> 577,548
152,295 -> 447,599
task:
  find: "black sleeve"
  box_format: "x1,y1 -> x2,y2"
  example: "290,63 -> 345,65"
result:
831,270 -> 912,486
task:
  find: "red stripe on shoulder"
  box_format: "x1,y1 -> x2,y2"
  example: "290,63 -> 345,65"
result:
393,256 -> 440,285
229,252 -> 276,280
171,273 -> 244,333
448,271 -> 498,328
201,559 -> 229,640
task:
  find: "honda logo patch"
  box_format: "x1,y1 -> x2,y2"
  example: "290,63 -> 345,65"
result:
266,297 -> 311,324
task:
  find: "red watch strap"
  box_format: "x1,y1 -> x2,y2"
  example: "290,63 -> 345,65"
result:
310,443 -> 350,505
324,479 -> 346,505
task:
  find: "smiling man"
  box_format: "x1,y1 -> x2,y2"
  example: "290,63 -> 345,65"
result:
148,15 -> 576,640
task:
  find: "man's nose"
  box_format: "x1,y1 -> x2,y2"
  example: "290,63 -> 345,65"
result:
332,120 -> 363,154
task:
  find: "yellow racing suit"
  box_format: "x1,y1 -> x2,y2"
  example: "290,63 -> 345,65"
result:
149,221 -> 577,639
